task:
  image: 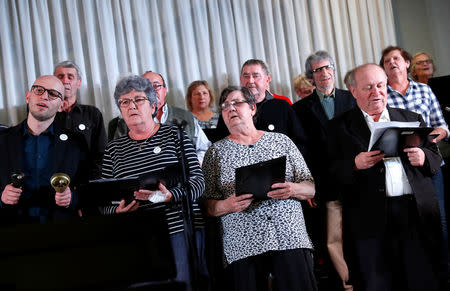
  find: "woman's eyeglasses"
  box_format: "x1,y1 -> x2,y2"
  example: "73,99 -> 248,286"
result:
220,100 -> 248,111
118,96 -> 148,108
415,59 -> 433,65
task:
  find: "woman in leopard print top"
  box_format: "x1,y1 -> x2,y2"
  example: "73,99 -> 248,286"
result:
202,86 -> 317,291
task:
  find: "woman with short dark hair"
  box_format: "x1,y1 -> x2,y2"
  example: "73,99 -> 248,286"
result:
202,86 -> 317,291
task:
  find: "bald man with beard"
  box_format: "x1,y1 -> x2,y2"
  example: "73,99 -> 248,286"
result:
0,75 -> 89,224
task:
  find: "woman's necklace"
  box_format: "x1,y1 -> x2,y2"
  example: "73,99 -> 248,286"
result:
132,124 -> 159,151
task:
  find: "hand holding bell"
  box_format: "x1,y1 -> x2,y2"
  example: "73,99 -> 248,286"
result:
11,171 -> 25,188
50,173 -> 70,193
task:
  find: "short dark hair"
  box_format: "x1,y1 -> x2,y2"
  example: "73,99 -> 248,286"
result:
240,59 -> 271,76
54,60 -> 82,79
379,46 -> 412,72
219,86 -> 256,107
219,86 -> 257,123
185,80 -> 215,111
114,75 -> 158,117
305,51 -> 336,79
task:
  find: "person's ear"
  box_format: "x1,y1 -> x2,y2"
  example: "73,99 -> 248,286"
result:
58,99 -> 66,112
25,91 -> 31,104
350,86 -> 357,98
75,77 -> 82,90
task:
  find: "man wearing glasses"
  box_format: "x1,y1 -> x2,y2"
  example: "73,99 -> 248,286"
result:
292,51 -> 356,289
293,51 -> 355,191
0,75 -> 89,224
109,71 -> 210,163
53,60 -> 107,180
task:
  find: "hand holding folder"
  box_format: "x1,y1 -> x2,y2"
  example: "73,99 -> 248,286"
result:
79,164 -> 182,207
235,156 -> 286,200
368,122 -> 434,157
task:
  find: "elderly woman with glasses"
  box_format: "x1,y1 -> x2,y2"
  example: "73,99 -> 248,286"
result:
101,75 -> 207,290
410,52 -> 435,84
202,86 -> 317,291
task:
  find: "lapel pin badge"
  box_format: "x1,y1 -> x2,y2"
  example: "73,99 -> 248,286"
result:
59,134 -> 68,141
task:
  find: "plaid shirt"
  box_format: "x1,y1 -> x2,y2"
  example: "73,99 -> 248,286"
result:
387,79 -> 449,135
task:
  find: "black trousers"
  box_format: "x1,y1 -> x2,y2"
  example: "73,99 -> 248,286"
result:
227,248 -> 317,291
351,195 -> 439,291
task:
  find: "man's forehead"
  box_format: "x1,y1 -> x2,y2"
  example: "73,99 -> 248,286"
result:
143,72 -> 162,83
384,49 -> 402,60
34,76 -> 63,90
54,66 -> 78,76
356,66 -> 385,84
312,59 -> 331,68
241,64 -> 264,74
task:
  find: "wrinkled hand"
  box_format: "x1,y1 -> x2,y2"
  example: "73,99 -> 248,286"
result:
268,181 -> 315,200
354,150 -> 385,170
133,183 -> 172,203
404,147 -> 425,166
55,187 -> 72,207
116,199 -> 140,213
1,184 -> 22,205
429,128 -> 447,143
224,194 -> 253,213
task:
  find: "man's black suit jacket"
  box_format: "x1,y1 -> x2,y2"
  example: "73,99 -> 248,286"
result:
292,88 -> 356,199
0,120 -> 90,224
327,107 -> 442,256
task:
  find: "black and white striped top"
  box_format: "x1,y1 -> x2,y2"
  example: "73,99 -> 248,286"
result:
101,124 -> 205,235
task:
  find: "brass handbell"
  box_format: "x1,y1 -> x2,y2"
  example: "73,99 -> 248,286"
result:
50,173 -> 70,193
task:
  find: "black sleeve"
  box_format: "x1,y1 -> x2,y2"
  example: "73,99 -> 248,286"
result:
286,104 -> 308,157
90,108 -> 107,179
214,113 -> 230,140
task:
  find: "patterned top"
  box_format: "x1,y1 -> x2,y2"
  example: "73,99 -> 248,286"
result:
387,79 -> 449,132
196,111 -> 220,129
101,124 -> 205,234
202,132 -> 314,265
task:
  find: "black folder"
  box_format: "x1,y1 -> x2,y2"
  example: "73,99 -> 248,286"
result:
372,127 -> 434,157
79,164 -> 183,208
235,156 -> 286,200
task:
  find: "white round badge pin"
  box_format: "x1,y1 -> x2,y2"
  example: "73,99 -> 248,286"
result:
153,146 -> 161,154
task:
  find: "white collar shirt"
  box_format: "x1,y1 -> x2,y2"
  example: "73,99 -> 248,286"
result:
361,108 -> 412,197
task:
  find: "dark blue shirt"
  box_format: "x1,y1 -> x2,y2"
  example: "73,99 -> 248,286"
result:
21,123 -> 54,222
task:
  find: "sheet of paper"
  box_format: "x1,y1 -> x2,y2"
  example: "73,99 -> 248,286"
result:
368,121 -> 420,151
